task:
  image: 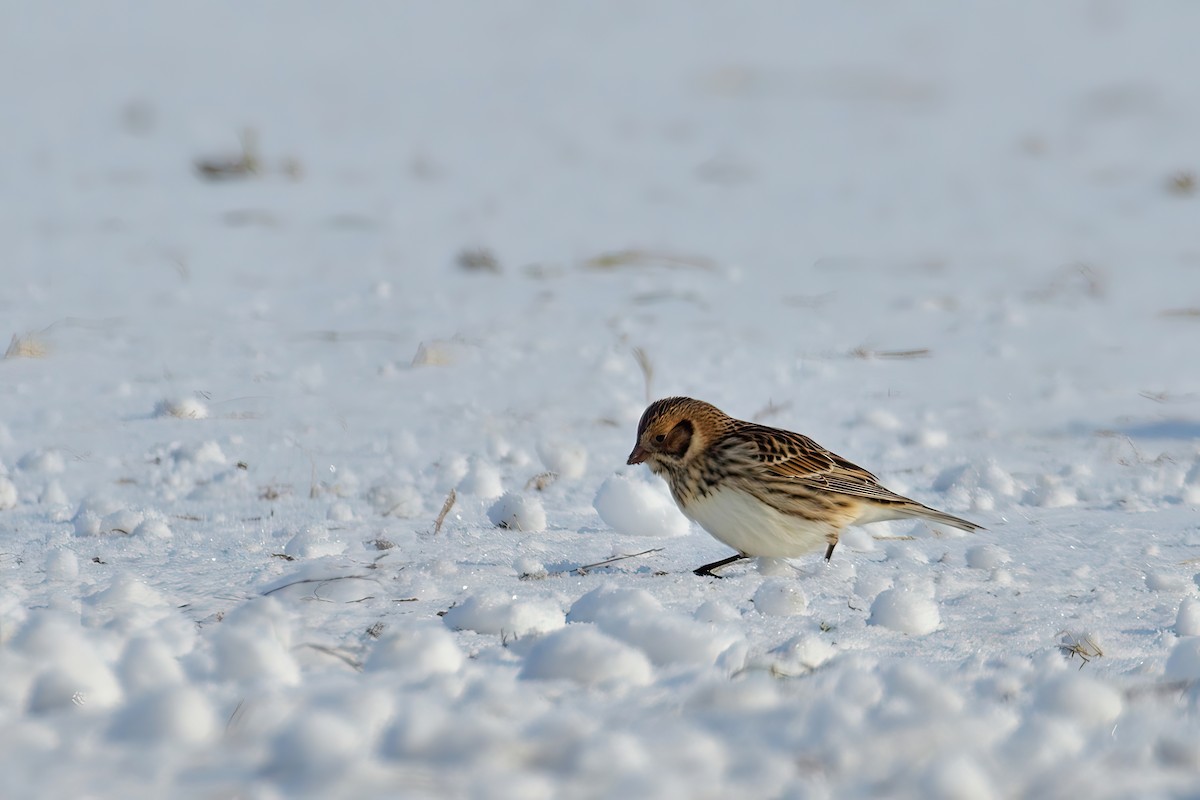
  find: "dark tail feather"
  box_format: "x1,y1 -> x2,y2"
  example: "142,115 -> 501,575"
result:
908,505 -> 985,533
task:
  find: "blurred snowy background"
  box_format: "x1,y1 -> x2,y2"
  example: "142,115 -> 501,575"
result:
3,3 -> 1200,798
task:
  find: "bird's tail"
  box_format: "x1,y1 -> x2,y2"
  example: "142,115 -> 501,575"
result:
906,504 -> 985,533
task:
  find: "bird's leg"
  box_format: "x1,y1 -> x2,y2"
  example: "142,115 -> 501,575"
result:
693,553 -> 749,578
824,539 -> 838,562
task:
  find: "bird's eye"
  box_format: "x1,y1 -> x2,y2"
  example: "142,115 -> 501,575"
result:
654,434 -> 666,443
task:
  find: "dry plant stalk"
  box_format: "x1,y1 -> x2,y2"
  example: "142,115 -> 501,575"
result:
5,333 -> 49,359
524,472 -> 558,491
1058,631 -> 1103,668
573,547 -> 663,576
433,489 -> 456,534
195,128 -> 260,180
850,347 -> 931,360
583,248 -> 716,271
752,399 -> 791,422
632,346 -> 654,403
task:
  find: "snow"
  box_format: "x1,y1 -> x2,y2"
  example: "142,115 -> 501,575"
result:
868,586 -> 942,635
486,491 -> 548,532
4,2 -> 1200,796
593,473 -> 691,538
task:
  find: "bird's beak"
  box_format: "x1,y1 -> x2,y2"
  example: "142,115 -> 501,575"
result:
626,445 -> 648,465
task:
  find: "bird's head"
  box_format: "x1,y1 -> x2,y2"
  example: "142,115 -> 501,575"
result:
626,396 -> 726,472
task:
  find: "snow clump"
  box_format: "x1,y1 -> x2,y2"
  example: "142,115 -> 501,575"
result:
519,625 -> 654,687
487,492 -> 547,532
868,587 -> 941,635
593,474 -> 689,538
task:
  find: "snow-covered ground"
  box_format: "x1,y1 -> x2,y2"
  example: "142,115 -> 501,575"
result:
4,3 -> 1200,797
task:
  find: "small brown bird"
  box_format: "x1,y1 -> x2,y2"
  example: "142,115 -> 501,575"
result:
626,397 -> 983,576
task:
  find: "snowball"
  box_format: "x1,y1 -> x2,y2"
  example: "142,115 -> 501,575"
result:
1023,475 -> 1075,508
868,588 -> 941,635
515,556 -> 548,579
71,496 -> 123,537
568,585 -> 663,625
854,572 -> 893,600
44,549 -> 79,581
765,635 -> 835,675
0,477 -> 16,510
154,396 -> 210,419
442,590 -> 564,637
1165,638 -> 1200,680
908,428 -> 948,448
132,518 -> 172,539
519,625 -> 654,687
593,474 -> 689,538
693,600 -> 742,623
860,409 -> 901,430
458,459 -> 503,498
101,508 -> 144,535
965,544 -> 1010,570
86,574 -> 167,612
568,586 -> 739,666
28,664 -> 122,713
364,484 -> 423,518
118,637 -> 186,693
1146,571 -> 1188,593
40,480 -> 68,506
212,629 -> 301,686
283,526 -> 347,558
17,448 -> 66,474
1036,674 -> 1123,726
1004,717 -> 1085,771
326,502 -> 354,522
364,626 -> 465,677
752,580 -> 808,617
922,755 -> 997,800
487,492 -> 547,532
434,455 -> 469,491
110,687 -> 216,744
173,440 -> 226,465
266,711 -> 364,783
1176,598 -> 1200,636
536,440 -> 588,480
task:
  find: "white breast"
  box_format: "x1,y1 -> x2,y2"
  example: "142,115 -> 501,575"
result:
678,485 -> 838,558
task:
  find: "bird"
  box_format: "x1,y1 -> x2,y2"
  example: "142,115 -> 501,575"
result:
625,396 -> 983,577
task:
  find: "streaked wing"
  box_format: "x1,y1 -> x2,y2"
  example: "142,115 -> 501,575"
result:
727,423 -> 917,506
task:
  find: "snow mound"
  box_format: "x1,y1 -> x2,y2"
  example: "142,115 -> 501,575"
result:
43,549 -> 79,581
593,474 -> 689,538
266,710 -> 365,786
487,492 -> 547,532
154,396 -> 210,419
537,439 -> 588,480
1176,598 -> 1200,636
965,544 -> 1011,570
868,587 -> 941,635
760,635 -> 836,676
458,459 -> 503,498
520,625 -> 654,687
568,585 -> 740,666
18,448 -> 67,474
568,584 -> 663,624
1165,638 -> 1200,680
365,626 -> 465,677
364,484 -> 423,518
1036,674 -> 1123,726
753,580 -> 808,617
283,525 -> 347,558
443,590 -> 564,637
118,636 -> 186,694
110,687 -> 217,744
0,477 -> 16,510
